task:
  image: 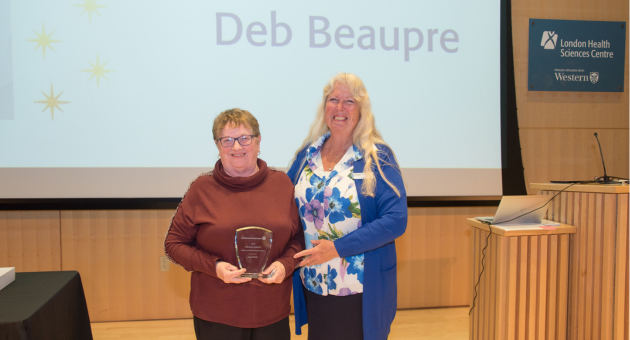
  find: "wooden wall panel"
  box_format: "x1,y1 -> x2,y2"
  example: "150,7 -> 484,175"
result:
397,206 -> 497,309
60,210 -> 192,322
0,211 -> 61,272
520,129 -> 629,189
0,205 -> 499,322
511,0 -> 629,193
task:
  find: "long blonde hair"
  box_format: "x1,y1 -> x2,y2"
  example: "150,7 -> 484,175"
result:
290,73 -> 402,197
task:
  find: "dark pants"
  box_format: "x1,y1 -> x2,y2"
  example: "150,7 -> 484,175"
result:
303,286 -> 363,340
193,316 -> 290,340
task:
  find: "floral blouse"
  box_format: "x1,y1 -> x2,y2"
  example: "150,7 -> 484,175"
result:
295,133 -> 364,296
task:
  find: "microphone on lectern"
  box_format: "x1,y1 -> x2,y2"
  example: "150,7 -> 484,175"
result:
594,133 -> 610,184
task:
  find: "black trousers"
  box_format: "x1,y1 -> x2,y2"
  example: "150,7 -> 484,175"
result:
193,316 -> 290,340
303,286 -> 363,340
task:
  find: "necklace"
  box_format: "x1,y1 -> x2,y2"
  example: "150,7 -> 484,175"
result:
322,137 -> 352,171
324,148 -> 345,171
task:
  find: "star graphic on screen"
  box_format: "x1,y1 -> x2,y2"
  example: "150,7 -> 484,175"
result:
34,84 -> 70,120
81,54 -> 114,87
74,0 -> 107,22
26,24 -> 61,59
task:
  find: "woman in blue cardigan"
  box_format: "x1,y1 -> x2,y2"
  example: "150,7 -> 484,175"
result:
288,73 -> 408,340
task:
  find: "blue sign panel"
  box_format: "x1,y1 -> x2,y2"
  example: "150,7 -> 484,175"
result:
528,19 -> 626,92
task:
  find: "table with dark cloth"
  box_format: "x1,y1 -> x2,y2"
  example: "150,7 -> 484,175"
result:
0,271 -> 93,340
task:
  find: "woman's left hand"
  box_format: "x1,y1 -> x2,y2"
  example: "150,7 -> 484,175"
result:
258,261 -> 286,284
293,239 -> 339,267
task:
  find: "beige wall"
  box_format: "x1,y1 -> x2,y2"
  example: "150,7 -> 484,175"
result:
0,206 -> 497,322
511,0 -> 629,190
1,0 -> 628,323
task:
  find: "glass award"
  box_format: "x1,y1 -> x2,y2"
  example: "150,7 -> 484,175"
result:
235,227 -> 273,278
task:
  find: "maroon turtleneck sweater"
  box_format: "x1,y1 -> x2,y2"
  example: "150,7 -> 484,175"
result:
164,159 -> 303,328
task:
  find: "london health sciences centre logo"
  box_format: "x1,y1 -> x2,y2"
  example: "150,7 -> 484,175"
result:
541,31 -> 558,49
529,19 -> 624,92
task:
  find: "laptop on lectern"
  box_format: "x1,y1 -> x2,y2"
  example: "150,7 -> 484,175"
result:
476,195 -> 556,225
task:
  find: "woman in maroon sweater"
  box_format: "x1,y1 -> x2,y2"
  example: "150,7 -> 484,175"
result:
164,108 -> 304,340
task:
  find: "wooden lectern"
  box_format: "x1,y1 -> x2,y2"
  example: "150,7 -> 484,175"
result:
531,183 -> 629,340
467,218 -> 576,339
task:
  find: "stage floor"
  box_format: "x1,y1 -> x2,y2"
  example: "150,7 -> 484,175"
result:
91,307 -> 469,340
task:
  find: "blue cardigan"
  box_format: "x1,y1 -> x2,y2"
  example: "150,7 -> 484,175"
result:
287,143 -> 408,340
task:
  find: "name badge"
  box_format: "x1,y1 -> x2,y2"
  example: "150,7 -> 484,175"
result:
354,173 -> 364,180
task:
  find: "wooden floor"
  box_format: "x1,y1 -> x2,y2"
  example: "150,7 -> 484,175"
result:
91,307 -> 469,340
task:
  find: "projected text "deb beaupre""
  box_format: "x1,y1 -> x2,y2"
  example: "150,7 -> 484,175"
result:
216,12 -> 459,62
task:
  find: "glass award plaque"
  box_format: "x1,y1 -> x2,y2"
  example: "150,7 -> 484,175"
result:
235,227 -> 273,278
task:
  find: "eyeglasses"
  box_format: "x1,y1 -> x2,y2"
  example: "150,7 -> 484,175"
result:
216,135 -> 257,147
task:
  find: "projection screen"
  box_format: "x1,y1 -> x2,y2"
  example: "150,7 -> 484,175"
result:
0,0 -> 502,199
